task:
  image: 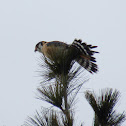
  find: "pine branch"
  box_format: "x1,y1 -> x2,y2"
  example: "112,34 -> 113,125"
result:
85,88 -> 126,126
35,48 -> 87,125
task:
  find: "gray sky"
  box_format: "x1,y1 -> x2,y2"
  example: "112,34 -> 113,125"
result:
0,0 -> 126,125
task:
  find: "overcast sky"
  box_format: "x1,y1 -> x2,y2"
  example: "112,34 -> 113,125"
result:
0,0 -> 126,126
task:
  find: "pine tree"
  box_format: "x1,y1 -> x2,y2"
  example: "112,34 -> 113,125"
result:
25,48 -> 86,126
23,45 -> 125,126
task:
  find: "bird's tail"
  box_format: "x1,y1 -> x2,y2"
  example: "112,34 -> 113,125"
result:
71,39 -> 99,73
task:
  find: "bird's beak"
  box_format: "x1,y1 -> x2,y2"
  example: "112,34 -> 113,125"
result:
34,47 -> 37,52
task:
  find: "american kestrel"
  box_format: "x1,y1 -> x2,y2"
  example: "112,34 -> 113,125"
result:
35,39 -> 99,73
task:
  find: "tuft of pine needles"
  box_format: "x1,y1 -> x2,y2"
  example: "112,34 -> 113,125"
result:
85,88 -> 126,126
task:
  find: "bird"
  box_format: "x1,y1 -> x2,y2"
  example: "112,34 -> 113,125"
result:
35,39 -> 99,73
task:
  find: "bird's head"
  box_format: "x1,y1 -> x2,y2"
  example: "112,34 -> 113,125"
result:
34,41 -> 46,52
